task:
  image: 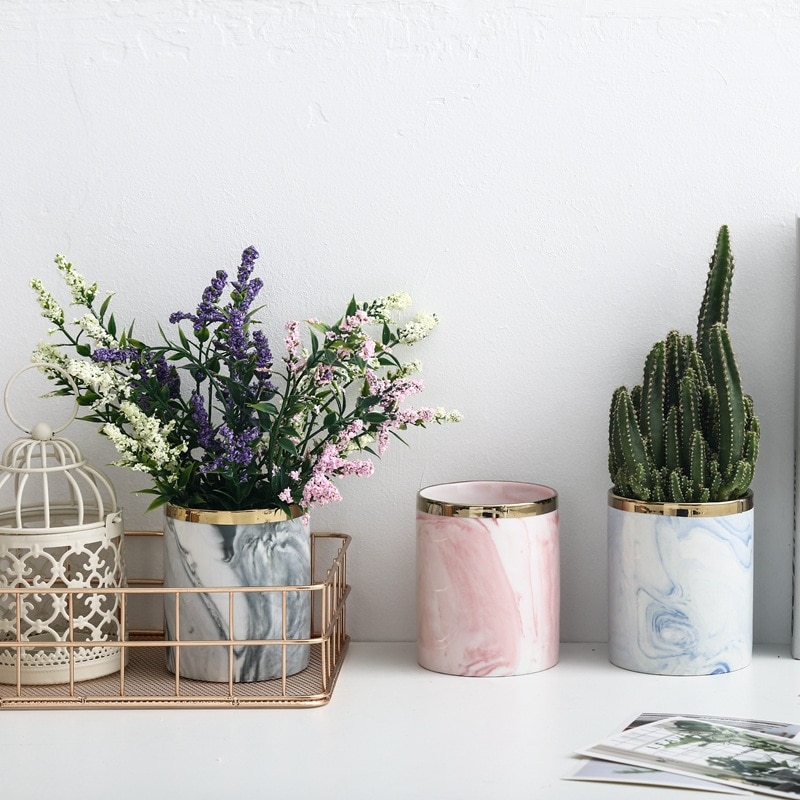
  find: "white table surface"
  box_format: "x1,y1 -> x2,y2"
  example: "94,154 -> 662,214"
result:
2,642 -> 799,799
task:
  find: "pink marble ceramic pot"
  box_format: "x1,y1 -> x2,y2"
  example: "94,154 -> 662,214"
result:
416,480 -> 559,677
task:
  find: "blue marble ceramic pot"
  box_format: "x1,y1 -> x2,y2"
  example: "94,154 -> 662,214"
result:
163,505 -> 311,683
608,491 -> 753,676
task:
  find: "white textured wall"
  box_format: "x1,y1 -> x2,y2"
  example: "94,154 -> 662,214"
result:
1,1 -> 798,643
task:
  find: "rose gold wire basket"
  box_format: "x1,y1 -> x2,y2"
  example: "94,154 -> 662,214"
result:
0,531 -> 350,709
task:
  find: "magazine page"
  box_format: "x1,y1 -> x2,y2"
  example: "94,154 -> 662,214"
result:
569,758 -> 751,794
580,716 -> 800,799
568,713 -> 800,792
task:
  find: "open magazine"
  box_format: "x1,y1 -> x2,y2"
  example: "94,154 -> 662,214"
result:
570,713 -> 800,796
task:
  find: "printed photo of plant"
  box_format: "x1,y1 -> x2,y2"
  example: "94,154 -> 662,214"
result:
581,716 -> 800,799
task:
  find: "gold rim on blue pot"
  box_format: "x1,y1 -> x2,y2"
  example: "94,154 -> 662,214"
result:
608,489 -> 753,517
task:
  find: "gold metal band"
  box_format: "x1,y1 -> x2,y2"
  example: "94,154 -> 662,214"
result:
165,504 -> 304,525
608,489 -> 753,517
417,482 -> 558,518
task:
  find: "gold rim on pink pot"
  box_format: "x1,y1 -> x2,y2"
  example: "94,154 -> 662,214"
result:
417,480 -> 557,519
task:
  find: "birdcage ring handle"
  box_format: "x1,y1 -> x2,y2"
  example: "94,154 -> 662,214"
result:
4,363 -> 79,437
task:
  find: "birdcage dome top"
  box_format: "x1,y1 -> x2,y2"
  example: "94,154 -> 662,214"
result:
0,365 -> 118,533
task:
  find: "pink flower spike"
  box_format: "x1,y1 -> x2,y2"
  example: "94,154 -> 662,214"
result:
284,320 -> 302,356
301,474 -> 343,507
377,423 -> 390,455
394,407 -> 435,426
340,310 -> 369,333
359,338 -> 377,360
338,419 -> 365,443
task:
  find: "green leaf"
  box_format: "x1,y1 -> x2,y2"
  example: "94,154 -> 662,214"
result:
389,430 -> 409,447
76,343 -> 91,357
320,349 -> 338,366
99,294 -> 113,318
249,401 -> 279,414
278,438 -> 299,455
146,495 -> 171,512
178,326 -> 190,350
108,314 -> 117,337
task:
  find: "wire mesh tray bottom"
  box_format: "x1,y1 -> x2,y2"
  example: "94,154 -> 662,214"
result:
0,639 -> 349,709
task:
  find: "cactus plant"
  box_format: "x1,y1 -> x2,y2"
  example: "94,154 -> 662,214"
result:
608,226 -> 759,503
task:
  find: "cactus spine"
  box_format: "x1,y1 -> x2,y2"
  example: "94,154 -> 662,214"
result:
608,226 -> 759,503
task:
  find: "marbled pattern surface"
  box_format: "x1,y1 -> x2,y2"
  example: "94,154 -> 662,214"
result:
608,506 -> 753,675
163,515 -> 311,682
417,511 -> 559,677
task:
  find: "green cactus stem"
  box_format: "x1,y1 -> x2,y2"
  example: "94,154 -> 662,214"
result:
709,322 -> 745,474
609,387 -> 652,501
608,226 -> 758,503
697,225 -> 733,368
640,340 -> 665,467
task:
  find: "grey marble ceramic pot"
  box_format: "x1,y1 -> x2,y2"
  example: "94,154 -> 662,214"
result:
163,505 -> 311,683
608,491 -> 753,676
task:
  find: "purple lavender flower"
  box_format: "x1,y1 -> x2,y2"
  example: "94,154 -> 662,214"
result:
315,364 -> 334,384
198,457 -> 224,475
131,354 -> 181,399
253,329 -> 272,367
171,269 -> 228,332
192,270 -> 229,332
231,247 -> 261,314
237,246 -> 259,281
203,270 -> 228,305
190,392 -> 217,451
91,347 -> 138,363
241,277 -> 263,313
169,310 -> 197,326
198,424 -> 260,474
223,425 -> 260,467
225,307 -> 247,363
252,329 -> 275,390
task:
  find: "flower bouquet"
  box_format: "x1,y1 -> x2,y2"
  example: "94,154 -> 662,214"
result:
30,246 -> 460,514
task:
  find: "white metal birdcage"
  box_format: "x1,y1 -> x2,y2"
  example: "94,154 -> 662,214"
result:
0,365 -> 125,685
